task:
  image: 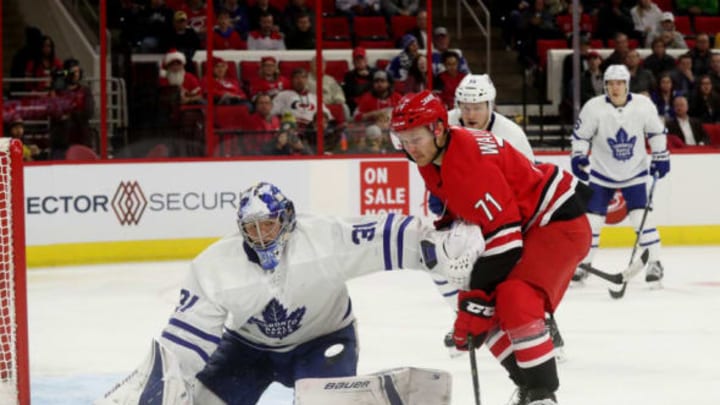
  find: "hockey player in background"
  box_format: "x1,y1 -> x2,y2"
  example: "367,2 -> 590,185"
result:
98,182 -> 462,405
391,90 -> 592,404
570,64 -> 669,287
431,74 -> 566,360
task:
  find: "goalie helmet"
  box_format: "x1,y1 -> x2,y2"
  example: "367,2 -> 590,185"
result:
454,74 -> 496,108
603,64 -> 630,93
237,182 -> 296,271
390,90 -> 448,149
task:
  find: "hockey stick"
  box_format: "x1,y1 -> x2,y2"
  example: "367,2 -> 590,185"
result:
609,173 -> 659,299
579,249 -> 650,284
467,333 -> 482,405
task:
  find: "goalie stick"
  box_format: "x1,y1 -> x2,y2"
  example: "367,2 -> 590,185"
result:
608,173 -> 660,299
579,249 -> 650,284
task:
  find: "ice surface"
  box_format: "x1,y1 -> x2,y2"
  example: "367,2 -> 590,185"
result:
28,247 -> 720,404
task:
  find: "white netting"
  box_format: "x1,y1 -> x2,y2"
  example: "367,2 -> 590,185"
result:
0,138 -> 19,404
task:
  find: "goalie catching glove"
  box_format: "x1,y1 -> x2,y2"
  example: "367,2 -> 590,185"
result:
420,220 -> 485,290
453,289 -> 496,351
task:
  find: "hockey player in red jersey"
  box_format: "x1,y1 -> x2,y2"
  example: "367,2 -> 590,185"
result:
391,90 -> 592,404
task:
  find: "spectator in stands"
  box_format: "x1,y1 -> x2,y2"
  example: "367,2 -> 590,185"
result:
249,0 -> 283,31
597,0 -> 635,42
387,34 -> 419,81
671,54 -> 695,96
666,96 -> 711,145
645,12 -> 687,49
50,58 -> 95,155
222,0 -> 250,37
674,0 -> 718,16
630,0 -> 663,44
249,56 -> 290,98
626,49 -> 656,95
336,0 -> 382,16
651,73 -> 680,121
206,57 -> 249,105
10,26 -> 43,94
213,8 -> 247,50
601,32 -> 631,72
353,70 -> 402,122
285,12 -> 315,50
271,68 -> 332,129
307,57 -> 347,107
402,9 -> 427,48
236,93 -> 280,155
261,113 -> 312,155
687,33 -> 712,77
343,47 -> 377,112
283,0 -> 313,34
431,27 -> 470,75
643,38 -> 676,79
561,32 -> 593,100
136,0 -> 174,52
167,10 -> 202,70
515,0 -> 564,67
159,49 -> 203,104
25,35 -> 63,93
5,114 -> 41,161
382,0 -> 419,17
688,75 -> 720,123
248,12 -> 286,50
434,51 -> 467,108
349,124 -> 387,154
178,0 -> 208,36
580,51 -> 604,104
399,55 -> 428,94
707,53 -> 720,92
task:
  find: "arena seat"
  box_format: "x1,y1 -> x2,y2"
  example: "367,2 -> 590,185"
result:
702,124 -> 720,145
673,15 -> 693,36
354,16 -> 390,40
240,61 -> 261,83
325,60 -> 349,83
324,16 -> 351,40
323,40 -> 353,49
391,15 -> 417,42
215,105 -> 251,130
693,16 -> 720,36
357,40 -> 395,49
555,14 -> 594,35
279,60 -> 312,77
327,103 -> 346,126
536,39 -> 568,69
65,145 -> 99,161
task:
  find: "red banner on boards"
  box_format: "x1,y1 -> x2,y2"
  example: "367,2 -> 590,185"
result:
360,161 -> 409,215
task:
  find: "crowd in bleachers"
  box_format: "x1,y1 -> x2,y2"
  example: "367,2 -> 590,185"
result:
108,0 -> 473,157
507,0 -> 720,147
3,27 -> 95,161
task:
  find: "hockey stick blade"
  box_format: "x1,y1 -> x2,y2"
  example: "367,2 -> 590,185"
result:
580,249 -> 650,285
609,249 -> 650,299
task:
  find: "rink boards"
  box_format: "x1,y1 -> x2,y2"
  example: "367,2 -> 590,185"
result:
24,152 -> 720,266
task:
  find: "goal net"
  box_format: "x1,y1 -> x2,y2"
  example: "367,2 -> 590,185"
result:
0,138 -> 29,404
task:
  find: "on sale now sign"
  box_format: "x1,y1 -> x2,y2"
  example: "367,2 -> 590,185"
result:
359,161 -> 409,214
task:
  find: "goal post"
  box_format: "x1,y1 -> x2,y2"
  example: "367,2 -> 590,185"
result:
0,138 -> 30,404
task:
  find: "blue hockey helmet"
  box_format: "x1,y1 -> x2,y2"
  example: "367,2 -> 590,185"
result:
237,182 -> 296,270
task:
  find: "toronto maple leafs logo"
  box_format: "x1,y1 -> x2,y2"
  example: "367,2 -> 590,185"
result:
248,298 -> 306,339
607,128 -> 636,161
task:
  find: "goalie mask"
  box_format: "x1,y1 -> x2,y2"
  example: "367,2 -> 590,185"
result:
237,182 -> 296,271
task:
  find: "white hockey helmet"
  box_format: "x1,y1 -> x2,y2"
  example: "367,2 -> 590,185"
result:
454,74 -> 496,107
603,64 -> 630,93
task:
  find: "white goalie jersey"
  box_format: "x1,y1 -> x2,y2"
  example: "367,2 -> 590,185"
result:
160,213 -> 427,381
447,109 -> 535,161
572,93 -> 667,188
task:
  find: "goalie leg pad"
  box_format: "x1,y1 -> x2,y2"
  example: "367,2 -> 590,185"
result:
95,339 -> 192,405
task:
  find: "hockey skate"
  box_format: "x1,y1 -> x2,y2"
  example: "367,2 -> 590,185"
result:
443,330 -> 464,358
645,260 -> 664,289
507,387 -> 557,405
571,264 -> 589,284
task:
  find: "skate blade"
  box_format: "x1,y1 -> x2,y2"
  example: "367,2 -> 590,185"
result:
448,347 -> 466,359
647,280 -> 663,290
554,347 -> 567,363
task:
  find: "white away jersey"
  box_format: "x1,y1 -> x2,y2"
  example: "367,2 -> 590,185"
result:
159,213 -> 426,380
572,93 -> 667,188
448,109 -> 535,161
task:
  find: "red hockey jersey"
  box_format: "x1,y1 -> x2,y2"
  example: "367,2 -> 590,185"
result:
419,127 -> 578,261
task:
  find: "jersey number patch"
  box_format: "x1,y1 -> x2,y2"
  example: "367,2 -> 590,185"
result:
474,192 -> 503,221
176,289 -> 199,312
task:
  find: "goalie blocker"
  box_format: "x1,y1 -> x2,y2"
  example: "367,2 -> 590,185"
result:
295,367 -> 452,405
